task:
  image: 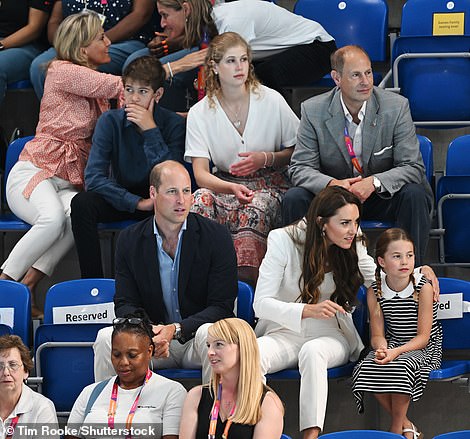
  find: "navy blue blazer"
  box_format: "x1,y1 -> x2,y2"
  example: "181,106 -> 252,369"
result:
114,213 -> 238,343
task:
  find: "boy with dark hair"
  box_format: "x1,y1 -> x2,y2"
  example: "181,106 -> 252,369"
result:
71,56 -> 186,278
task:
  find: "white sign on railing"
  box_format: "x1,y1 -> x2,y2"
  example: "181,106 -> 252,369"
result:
0,308 -> 14,328
436,293 -> 467,320
52,303 -> 115,324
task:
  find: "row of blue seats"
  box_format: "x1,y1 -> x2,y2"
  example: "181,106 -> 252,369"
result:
2,276 -> 470,415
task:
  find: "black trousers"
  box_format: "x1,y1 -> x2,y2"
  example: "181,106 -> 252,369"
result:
253,40 -> 337,94
71,191 -> 152,278
281,184 -> 433,265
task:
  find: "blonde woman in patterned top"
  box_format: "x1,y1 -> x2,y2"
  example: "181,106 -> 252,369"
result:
0,11 -> 123,318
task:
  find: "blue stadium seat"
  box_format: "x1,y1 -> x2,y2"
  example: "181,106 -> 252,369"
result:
32,279 -> 116,414
433,432 -> 470,439
445,135 -> 470,176
43,278 -> 115,324
321,431 -> 405,438
0,279 -> 31,346
293,0 -> 388,87
0,136 -> 33,235
0,323 -> 13,336
7,80 -> 33,90
389,35 -> 470,127
401,0 -> 470,36
435,176 -> 470,265
34,322 -> 109,415
428,278 -> 470,382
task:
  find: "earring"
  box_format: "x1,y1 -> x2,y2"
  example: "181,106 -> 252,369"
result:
322,229 -> 326,237
214,71 -> 218,75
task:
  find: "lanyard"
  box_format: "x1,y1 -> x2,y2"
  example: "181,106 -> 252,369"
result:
208,383 -> 236,439
6,415 -> 19,439
108,369 -> 152,439
344,124 -> 363,175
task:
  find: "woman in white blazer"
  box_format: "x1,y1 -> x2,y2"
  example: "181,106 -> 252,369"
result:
254,185 -> 438,439
254,186 -> 373,439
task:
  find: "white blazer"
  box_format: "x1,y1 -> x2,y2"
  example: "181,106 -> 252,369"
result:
254,221 -> 376,361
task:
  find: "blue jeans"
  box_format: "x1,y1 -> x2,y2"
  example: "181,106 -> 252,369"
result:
0,43 -> 44,107
29,39 -> 146,99
123,46 -> 199,111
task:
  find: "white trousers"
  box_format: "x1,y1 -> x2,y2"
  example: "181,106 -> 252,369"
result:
257,330 -> 350,432
94,323 -> 212,383
2,161 -> 78,280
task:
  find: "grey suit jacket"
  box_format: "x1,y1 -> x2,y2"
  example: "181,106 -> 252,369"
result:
288,87 -> 431,197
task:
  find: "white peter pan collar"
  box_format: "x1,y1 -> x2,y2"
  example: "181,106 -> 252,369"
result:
380,271 -> 423,299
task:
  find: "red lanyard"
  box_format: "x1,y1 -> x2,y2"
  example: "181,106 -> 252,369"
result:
208,383 -> 236,439
6,415 -> 20,439
107,369 -> 152,439
344,124 -> 363,175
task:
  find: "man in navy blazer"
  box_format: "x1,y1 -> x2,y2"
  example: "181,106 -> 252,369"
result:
283,45 -> 433,264
93,160 -> 238,382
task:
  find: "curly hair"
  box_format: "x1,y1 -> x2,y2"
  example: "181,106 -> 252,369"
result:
204,32 -> 260,108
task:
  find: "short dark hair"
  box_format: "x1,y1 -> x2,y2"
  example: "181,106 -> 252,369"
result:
122,56 -> 166,91
0,335 -> 34,373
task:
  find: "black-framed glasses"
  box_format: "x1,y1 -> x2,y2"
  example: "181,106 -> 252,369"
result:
0,361 -> 23,373
113,317 -> 144,327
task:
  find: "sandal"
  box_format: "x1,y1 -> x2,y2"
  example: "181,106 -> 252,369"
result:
403,423 -> 423,439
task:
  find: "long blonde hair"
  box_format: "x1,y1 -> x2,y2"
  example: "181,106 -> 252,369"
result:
204,32 -> 260,108
54,11 -> 103,68
208,318 -> 270,425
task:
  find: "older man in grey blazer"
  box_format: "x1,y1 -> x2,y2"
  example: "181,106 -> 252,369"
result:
283,45 -> 432,265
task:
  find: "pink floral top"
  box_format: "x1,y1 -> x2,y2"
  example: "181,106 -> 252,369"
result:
20,60 -> 123,198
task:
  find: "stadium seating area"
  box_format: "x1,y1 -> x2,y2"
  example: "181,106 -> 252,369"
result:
2,0 -> 470,437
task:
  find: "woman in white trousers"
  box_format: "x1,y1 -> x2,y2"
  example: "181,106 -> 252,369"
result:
254,186 -> 374,439
0,11 -> 123,317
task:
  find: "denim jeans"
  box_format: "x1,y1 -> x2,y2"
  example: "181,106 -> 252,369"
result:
29,39 -> 146,99
0,43 -> 44,107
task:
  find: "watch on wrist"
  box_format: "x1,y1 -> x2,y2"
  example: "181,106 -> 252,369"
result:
373,176 -> 381,192
173,322 -> 182,340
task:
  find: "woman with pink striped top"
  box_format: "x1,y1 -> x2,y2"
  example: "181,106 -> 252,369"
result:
0,11 -> 123,318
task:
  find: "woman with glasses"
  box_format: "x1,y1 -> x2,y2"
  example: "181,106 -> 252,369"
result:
67,314 -> 186,439
0,334 -> 59,439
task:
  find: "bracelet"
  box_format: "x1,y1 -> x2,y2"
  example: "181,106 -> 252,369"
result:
167,62 -> 173,78
270,151 -> 275,168
166,62 -> 173,85
262,151 -> 268,168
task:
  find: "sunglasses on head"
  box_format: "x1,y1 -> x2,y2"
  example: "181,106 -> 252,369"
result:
113,317 -> 144,326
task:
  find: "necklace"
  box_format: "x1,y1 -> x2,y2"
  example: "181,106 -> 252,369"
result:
219,95 -> 247,130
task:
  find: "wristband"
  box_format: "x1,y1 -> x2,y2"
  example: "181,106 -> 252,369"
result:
262,151 -> 268,168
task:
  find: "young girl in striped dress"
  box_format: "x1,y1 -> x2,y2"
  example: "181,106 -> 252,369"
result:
352,228 -> 442,439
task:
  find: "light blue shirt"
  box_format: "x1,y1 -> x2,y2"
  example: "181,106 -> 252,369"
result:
153,219 -> 187,323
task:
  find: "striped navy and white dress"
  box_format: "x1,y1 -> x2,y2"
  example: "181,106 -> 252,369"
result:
352,273 -> 442,413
